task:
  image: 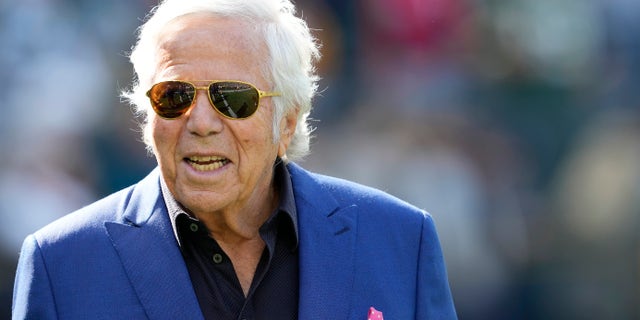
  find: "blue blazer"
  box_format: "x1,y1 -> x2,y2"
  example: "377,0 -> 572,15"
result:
13,163 -> 456,319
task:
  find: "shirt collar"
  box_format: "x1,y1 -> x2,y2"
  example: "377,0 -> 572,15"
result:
160,159 -> 299,249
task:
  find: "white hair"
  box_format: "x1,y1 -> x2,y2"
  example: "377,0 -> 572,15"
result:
122,0 -> 320,161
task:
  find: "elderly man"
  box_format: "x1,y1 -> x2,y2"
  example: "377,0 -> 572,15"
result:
12,0 -> 456,319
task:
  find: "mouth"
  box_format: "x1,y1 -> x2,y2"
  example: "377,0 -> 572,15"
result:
184,155 -> 230,172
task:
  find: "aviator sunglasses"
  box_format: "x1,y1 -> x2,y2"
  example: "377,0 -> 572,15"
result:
146,80 -> 281,119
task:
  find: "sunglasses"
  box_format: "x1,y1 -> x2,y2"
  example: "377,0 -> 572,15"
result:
146,80 -> 281,119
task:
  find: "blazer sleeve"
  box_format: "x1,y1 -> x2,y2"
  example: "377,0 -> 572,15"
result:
12,234 -> 58,320
416,214 -> 458,319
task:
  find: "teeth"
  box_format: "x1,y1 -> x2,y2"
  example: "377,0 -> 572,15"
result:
188,156 -> 226,162
190,162 -> 226,171
186,156 -> 228,171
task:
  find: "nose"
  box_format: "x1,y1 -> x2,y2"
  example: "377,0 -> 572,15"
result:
185,88 -> 224,136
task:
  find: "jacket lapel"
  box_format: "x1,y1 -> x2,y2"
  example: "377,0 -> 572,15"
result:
288,163 -> 358,319
105,169 -> 204,320
103,164 -> 358,319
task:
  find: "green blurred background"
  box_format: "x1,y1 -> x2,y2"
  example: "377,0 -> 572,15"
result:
1,0 -> 639,318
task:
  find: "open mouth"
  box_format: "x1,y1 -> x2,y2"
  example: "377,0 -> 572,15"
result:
185,156 -> 230,172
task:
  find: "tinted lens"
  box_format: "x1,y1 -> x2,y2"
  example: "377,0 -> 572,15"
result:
209,82 -> 259,119
148,81 -> 195,119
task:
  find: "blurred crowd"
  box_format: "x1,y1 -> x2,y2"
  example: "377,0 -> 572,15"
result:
1,0 -> 638,318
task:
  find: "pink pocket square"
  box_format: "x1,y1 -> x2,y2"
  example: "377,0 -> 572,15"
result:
368,307 -> 384,320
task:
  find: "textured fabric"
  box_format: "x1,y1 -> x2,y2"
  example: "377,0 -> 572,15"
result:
12,163 -> 457,319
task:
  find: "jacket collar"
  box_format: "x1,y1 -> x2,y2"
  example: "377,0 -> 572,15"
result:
104,168 -> 204,320
287,162 -> 358,319
105,164 -> 358,319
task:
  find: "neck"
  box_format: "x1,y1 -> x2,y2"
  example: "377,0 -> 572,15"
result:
193,181 -> 279,297
194,182 -> 279,245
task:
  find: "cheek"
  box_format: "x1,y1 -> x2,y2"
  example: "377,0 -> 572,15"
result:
150,118 -> 164,150
237,124 -> 273,156
256,115 -> 278,151
150,117 -> 179,158
234,116 -> 278,163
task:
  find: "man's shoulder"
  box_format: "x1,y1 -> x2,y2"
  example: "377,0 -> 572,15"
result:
288,162 -> 428,220
32,169 -> 161,247
32,185 -> 134,244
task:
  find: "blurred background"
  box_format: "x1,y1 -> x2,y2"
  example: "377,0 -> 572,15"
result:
1,0 -> 639,318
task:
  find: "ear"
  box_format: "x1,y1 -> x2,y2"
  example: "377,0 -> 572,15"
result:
277,109 -> 299,158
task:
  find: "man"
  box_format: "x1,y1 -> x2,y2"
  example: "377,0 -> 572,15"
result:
12,0 -> 456,319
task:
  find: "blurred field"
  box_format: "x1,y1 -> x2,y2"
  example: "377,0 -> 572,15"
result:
1,0 -> 638,318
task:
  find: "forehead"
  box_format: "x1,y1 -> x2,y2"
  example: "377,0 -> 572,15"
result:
153,13 -> 267,80
159,13 -> 259,54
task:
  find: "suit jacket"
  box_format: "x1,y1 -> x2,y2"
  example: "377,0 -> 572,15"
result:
13,163 -> 456,319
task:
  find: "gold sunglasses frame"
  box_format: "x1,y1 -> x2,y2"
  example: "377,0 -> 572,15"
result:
146,80 -> 281,120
